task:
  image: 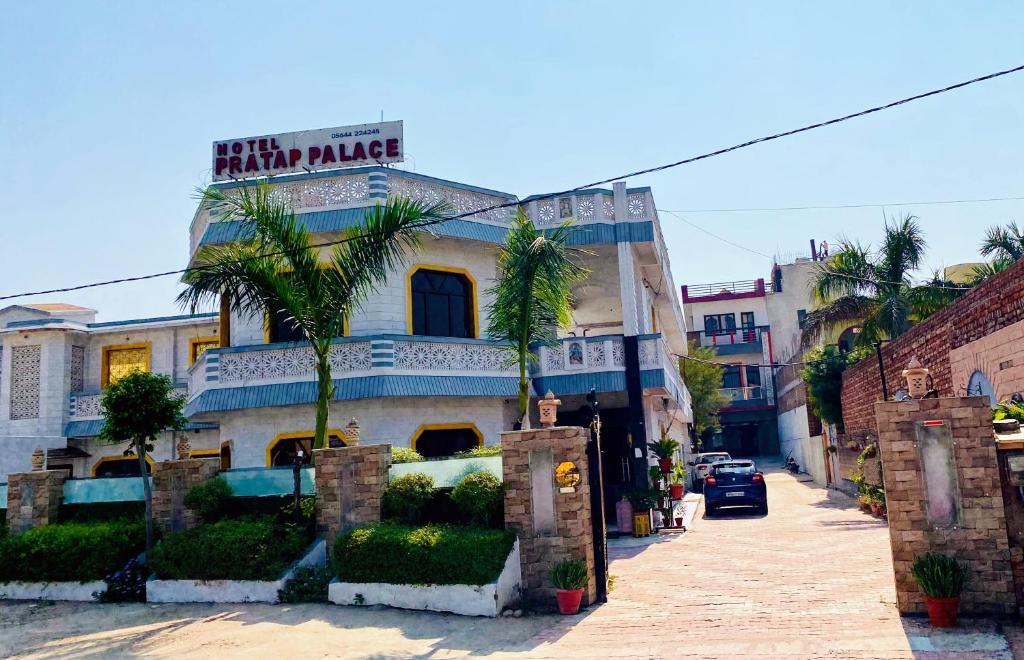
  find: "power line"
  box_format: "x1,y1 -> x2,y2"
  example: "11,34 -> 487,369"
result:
2,62 -> 1022,303
658,209 -> 773,259
666,195 -> 1024,214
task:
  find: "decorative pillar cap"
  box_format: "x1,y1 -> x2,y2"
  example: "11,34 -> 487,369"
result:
31,447 -> 45,471
538,390 -> 562,428
901,356 -> 930,398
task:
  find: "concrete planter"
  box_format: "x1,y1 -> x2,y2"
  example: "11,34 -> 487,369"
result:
329,538 -> 521,617
147,538 -> 325,604
0,580 -> 107,602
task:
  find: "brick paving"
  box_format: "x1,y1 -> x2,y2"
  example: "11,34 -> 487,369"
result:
2,463 -> 1020,659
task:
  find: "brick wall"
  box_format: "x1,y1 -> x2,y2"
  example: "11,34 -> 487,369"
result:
875,397 -> 1015,616
314,444 -> 390,549
151,458 -> 221,534
842,257 -> 1024,436
502,426 -> 597,606
5,470 -> 67,532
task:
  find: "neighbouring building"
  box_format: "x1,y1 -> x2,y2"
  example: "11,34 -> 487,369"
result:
0,121 -> 692,513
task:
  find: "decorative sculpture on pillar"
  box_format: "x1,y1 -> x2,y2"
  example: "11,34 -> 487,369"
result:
31,447 -> 45,471
901,357 -> 931,399
538,390 -> 562,428
176,434 -> 192,460
344,418 -> 361,446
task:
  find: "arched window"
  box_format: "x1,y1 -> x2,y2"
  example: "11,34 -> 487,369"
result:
93,455 -> 153,477
967,370 -> 996,406
267,431 -> 346,467
409,267 -> 476,338
837,326 -> 860,353
267,307 -> 305,344
411,424 -> 483,458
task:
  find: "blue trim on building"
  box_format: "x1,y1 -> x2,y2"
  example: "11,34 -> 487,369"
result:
530,368 -> 665,398
184,375 -> 520,415
202,334 -> 512,357
6,318 -> 68,328
86,313 -> 219,328
64,420 -> 219,438
519,186 -> 652,203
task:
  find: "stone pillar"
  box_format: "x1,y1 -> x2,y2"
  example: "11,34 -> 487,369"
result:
502,426 -> 597,606
5,470 -> 67,532
996,435 -> 1024,616
313,444 -> 390,548
151,458 -> 220,534
875,396 -> 1015,616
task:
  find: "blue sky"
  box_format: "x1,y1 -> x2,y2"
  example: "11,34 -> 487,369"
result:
1,2 -> 1022,321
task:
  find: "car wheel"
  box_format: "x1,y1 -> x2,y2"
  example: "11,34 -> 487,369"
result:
759,502 -> 768,515
705,504 -> 715,517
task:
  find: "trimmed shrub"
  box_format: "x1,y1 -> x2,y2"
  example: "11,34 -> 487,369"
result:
383,473 -> 436,524
0,520 -> 145,583
333,523 -> 516,586
391,447 -> 424,463
148,519 -> 309,581
278,565 -> 331,603
450,471 -> 503,526
59,501 -> 144,523
184,477 -> 233,523
453,445 -> 502,459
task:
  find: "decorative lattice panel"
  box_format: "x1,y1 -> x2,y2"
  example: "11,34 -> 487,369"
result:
611,341 -> 625,367
218,343 -> 372,383
388,177 -> 512,223
106,347 -> 148,386
393,341 -> 513,372
74,394 -> 103,418
536,199 -> 557,227
638,339 -> 659,367
576,196 -> 595,222
70,345 -> 85,392
587,342 -> 606,367
10,345 -> 41,420
225,175 -> 370,211
627,193 -> 647,219
603,196 -> 616,221
544,346 -> 565,372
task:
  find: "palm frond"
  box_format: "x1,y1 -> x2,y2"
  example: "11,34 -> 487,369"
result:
800,295 -> 877,348
811,240 -> 876,304
906,274 -> 967,321
877,213 -> 925,288
967,257 -> 1013,285
980,222 -> 1024,261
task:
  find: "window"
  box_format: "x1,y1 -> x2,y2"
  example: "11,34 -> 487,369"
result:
411,424 -> 483,458
650,304 -> 658,333
409,267 -> 476,338
722,365 -> 741,389
745,365 -> 761,387
101,343 -> 151,388
267,431 -> 346,467
703,313 -> 736,336
93,455 -> 152,477
267,307 -> 305,343
189,337 -> 220,365
740,312 -> 756,341
797,309 -> 807,330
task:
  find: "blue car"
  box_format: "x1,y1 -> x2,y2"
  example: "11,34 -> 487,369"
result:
703,460 -> 767,516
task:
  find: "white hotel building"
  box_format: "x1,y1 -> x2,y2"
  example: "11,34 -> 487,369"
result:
0,139 -> 691,504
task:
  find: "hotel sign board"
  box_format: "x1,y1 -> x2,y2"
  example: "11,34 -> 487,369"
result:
212,121 -> 403,182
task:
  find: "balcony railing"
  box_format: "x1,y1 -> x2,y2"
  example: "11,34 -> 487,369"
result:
719,386 -> 768,406
70,386 -> 187,421
682,278 -> 766,302
687,326 -> 768,356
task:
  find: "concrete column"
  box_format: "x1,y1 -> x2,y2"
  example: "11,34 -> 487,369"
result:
313,444 -> 390,549
6,470 -> 67,532
501,426 -> 597,606
151,458 -> 220,534
613,182 -> 639,337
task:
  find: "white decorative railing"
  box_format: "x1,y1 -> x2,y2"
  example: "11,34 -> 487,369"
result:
387,176 -> 513,225
70,386 -> 186,420
534,336 -> 625,376
525,190 -> 654,228
392,340 -> 513,373
216,342 -> 373,384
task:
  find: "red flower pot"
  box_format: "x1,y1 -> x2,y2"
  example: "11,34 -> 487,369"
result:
556,588 -> 584,615
674,516 -> 683,527
923,595 -> 960,628
870,504 -> 882,517
670,484 -> 684,500
658,458 -> 673,472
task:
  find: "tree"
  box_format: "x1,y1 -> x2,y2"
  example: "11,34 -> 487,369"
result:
980,221 -> 1024,262
485,210 -> 588,425
800,345 -> 857,425
178,184 -> 447,451
680,340 -> 727,440
800,214 -> 964,349
99,371 -> 186,552
967,256 -> 1013,286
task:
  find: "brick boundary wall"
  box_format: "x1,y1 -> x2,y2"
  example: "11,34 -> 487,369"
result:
313,444 -> 390,551
5,470 -> 67,532
151,458 -> 221,534
502,426 -> 598,607
843,257 -> 1024,436
876,397 -> 1015,616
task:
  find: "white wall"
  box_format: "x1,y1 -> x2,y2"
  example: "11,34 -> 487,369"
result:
84,322 -> 218,390
765,260 -> 818,363
777,404 -> 827,486
684,297 -> 769,335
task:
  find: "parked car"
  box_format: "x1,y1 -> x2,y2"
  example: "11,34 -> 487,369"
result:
703,460 -> 767,516
688,452 -> 732,492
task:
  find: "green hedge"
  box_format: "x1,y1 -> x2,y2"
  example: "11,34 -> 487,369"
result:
0,520 -> 145,583
333,523 -> 515,586
58,501 -> 145,523
148,519 -> 310,581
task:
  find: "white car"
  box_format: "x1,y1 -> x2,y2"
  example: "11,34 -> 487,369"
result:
689,452 -> 732,492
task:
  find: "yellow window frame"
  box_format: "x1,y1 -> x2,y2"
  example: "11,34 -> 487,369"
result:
189,336 -> 220,366
405,264 -> 479,338
100,342 -> 152,388
92,454 -> 156,476
266,429 -> 346,466
409,423 -> 484,452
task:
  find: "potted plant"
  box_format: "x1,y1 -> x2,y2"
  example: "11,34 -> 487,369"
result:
648,466 -> 664,488
626,488 -> 658,535
647,437 -> 680,473
550,558 -> 589,615
846,440 -> 859,451
669,464 -> 686,500
911,553 -> 968,628
857,493 -> 872,513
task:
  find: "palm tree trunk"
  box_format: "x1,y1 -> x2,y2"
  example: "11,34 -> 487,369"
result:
518,347 -> 529,423
313,347 -> 334,451
137,443 -> 154,553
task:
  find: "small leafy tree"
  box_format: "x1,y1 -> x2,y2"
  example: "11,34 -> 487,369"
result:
99,371 -> 186,552
486,210 -> 588,425
800,345 -> 870,426
681,340 -> 727,440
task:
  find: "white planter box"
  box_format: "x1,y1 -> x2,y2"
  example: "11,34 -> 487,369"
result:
0,580 -> 107,602
329,538 -> 521,617
147,538 -> 325,604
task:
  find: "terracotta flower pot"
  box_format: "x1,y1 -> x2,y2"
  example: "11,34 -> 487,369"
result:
674,516 -> 683,527
658,458 -> 673,472
870,503 -> 882,517
670,484 -> 684,500
556,588 -> 584,615
923,595 -> 960,628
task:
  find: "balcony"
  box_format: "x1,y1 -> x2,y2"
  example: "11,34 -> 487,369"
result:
687,326 -> 769,357
682,278 -> 765,303
719,386 -> 771,409
66,386 -> 218,437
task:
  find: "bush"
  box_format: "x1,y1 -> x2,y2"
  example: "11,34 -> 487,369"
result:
912,552 -> 969,597
184,477 -> 233,523
59,501 -> 144,523
94,556 -> 147,602
550,558 -> 589,590
391,447 -> 424,463
148,519 -> 309,581
383,473 -> 436,524
450,471 -> 503,526
278,565 -> 331,603
452,445 -> 502,459
0,520 -> 145,583
333,523 -> 516,586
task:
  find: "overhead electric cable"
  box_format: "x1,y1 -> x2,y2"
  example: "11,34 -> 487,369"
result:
2,63 -> 1021,303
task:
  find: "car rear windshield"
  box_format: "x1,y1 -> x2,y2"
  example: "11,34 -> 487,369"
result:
712,464 -> 756,483
715,464 -> 755,474
700,454 -> 730,464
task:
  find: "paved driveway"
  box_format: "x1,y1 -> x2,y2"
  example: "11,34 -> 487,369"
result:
1,465 -> 1019,659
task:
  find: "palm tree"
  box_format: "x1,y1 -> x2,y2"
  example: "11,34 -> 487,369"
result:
801,214 -> 964,349
178,183 -> 447,450
486,210 -> 588,426
967,256 -> 1013,286
980,221 -> 1024,262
